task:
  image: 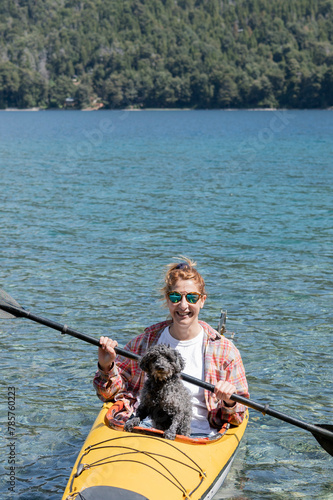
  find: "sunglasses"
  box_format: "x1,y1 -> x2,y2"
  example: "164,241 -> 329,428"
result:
167,291 -> 203,304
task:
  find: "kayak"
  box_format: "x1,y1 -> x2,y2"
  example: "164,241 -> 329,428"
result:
62,401 -> 248,500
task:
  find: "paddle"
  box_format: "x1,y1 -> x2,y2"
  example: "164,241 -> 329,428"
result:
1,288 -> 332,457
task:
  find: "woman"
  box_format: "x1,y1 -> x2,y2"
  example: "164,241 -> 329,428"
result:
94,258 -> 249,436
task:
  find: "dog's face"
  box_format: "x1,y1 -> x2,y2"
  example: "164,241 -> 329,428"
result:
140,345 -> 185,382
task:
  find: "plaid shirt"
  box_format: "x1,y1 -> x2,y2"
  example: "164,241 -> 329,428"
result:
93,320 -> 249,427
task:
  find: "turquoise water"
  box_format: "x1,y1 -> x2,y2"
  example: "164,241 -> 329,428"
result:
0,110 -> 332,499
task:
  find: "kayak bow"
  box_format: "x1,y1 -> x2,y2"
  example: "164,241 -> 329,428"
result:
62,403 -> 249,500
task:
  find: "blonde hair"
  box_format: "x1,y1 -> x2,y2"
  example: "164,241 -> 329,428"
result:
161,256 -> 207,297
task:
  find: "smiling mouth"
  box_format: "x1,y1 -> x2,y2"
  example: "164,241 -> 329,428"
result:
176,311 -> 191,317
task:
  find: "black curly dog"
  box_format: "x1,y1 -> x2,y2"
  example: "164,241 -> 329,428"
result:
124,344 -> 192,440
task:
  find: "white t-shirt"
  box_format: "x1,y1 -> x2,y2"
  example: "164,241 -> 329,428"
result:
157,326 -> 217,436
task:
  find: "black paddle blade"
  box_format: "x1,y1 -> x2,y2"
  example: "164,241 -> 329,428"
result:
312,425 -> 333,457
0,289 -> 23,318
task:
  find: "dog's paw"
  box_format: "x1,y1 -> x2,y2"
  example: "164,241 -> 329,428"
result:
124,417 -> 140,432
163,429 -> 176,440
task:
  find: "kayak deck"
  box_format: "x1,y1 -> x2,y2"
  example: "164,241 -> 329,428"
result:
63,403 -> 248,500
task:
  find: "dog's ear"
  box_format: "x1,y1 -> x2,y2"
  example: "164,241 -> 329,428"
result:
172,349 -> 185,373
140,349 -> 156,372
139,352 -> 151,372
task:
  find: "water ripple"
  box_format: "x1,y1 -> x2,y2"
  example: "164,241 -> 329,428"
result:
0,110 -> 332,499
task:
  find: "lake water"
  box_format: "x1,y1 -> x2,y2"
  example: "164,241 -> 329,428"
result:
0,109 -> 332,499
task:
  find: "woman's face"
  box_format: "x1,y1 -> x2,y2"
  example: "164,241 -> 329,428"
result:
166,279 -> 206,329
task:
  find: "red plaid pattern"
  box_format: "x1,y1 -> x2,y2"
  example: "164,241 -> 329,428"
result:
93,320 -> 249,427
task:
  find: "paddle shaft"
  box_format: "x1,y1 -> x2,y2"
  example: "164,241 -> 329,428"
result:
181,374 -> 333,440
0,302 -> 141,362
1,300 -> 333,443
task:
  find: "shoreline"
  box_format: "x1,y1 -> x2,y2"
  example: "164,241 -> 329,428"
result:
1,107 -> 332,112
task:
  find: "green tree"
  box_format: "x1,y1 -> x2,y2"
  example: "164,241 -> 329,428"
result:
0,63 -> 20,108
48,75 -> 76,108
17,70 -> 48,108
190,72 -> 213,108
75,82 -> 93,109
322,66 -> 333,107
212,73 -> 240,108
102,73 -> 125,108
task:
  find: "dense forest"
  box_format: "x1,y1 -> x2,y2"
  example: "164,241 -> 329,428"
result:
0,0 -> 332,109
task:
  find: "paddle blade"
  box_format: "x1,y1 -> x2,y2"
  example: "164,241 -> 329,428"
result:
0,289 -> 23,318
312,425 -> 333,457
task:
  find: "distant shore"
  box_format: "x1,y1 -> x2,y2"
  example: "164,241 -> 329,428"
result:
1,106 -> 332,112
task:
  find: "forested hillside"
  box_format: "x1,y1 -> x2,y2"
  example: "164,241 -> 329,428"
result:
0,0 -> 332,109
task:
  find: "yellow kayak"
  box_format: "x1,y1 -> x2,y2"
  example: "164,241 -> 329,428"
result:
63,402 -> 248,500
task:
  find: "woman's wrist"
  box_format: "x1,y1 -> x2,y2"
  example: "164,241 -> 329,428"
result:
223,400 -> 236,408
98,361 -> 114,372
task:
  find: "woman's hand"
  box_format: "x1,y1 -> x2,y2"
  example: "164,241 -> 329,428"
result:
214,380 -> 236,407
98,336 -> 118,372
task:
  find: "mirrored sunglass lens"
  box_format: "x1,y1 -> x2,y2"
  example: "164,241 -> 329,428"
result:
186,294 -> 200,303
169,292 -> 181,303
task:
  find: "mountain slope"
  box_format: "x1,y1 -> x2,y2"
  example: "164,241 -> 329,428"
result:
0,0 -> 332,108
